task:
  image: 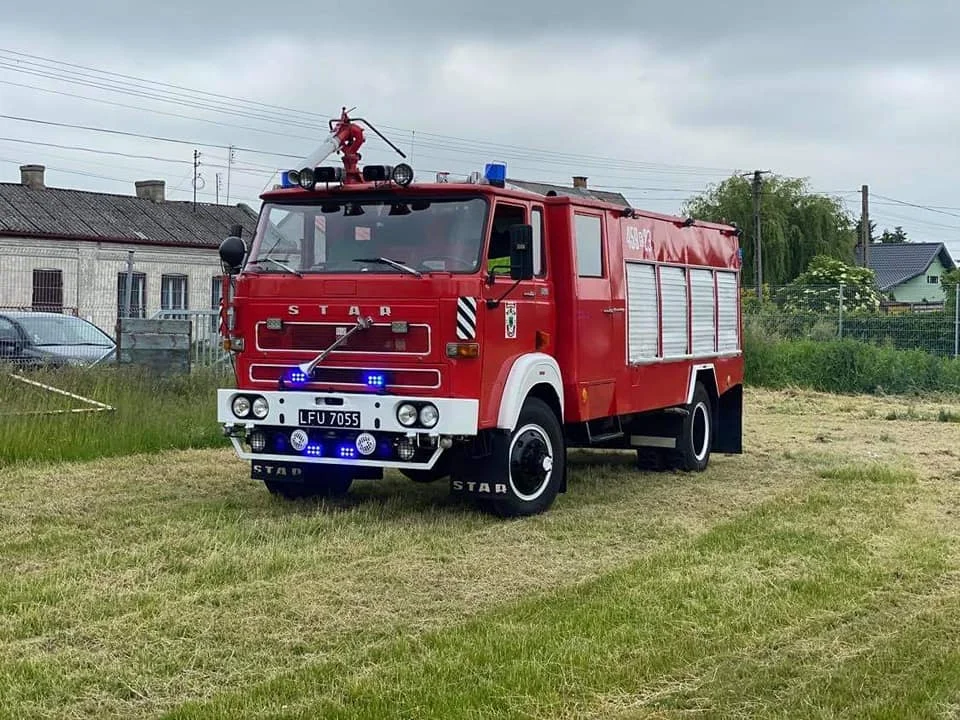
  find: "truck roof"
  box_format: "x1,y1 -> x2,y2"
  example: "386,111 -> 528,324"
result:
259,181 -> 738,235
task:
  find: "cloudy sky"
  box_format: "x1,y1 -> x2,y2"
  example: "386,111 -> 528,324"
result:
1,1 -> 958,259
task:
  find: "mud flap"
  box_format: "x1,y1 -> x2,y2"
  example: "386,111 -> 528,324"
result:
449,430 -> 511,497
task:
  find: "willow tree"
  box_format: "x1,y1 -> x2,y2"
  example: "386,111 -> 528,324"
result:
681,174 -> 857,287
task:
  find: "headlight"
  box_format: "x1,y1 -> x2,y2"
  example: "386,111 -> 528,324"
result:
251,397 -> 269,419
231,395 -> 251,418
397,403 -> 418,427
419,404 -> 439,428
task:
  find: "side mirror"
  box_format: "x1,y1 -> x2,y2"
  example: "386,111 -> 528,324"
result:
508,224 -> 534,281
218,235 -> 247,275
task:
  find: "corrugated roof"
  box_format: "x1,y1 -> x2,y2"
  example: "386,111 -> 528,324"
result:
854,242 -> 957,290
506,179 -> 630,206
0,182 -> 260,248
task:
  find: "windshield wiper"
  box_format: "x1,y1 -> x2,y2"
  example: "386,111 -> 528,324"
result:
352,256 -> 422,278
247,257 -> 303,277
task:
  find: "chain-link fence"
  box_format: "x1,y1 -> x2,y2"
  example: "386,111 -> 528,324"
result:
743,283 -> 960,358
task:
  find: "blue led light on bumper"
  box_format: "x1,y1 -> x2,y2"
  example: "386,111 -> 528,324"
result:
484,162 -> 506,187
304,443 -> 323,458
338,445 -> 357,459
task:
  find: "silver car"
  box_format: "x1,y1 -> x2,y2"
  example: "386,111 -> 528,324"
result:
0,311 -> 116,367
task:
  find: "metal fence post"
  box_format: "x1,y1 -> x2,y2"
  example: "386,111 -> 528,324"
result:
954,282 -> 958,358
838,283 -> 844,338
123,250 -> 135,319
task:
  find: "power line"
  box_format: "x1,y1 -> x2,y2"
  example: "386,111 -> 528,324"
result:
0,113 -> 302,160
0,46 -> 742,178
870,192 -> 960,221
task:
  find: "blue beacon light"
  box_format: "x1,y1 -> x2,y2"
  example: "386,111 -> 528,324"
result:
279,170 -> 299,188
484,162 -> 506,187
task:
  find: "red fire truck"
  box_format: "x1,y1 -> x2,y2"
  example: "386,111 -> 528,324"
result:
216,109 -> 744,517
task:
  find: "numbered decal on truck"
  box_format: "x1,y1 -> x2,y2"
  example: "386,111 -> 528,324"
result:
625,226 -> 654,257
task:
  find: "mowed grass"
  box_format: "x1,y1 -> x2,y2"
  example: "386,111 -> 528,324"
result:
0,365 -> 232,465
1,389 -> 959,719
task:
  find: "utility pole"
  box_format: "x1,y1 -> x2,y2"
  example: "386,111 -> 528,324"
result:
226,145 -> 235,205
748,170 -> 771,301
861,184 -> 870,269
193,149 -> 200,211
216,173 -> 222,205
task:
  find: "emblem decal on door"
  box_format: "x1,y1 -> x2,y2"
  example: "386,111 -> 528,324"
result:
504,301 -> 517,339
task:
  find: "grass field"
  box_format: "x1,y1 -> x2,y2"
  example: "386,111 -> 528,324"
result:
1,387 -> 959,719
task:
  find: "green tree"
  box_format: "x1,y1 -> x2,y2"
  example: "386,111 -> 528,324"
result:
878,225 -> 909,243
943,268 -> 960,320
682,174 -> 857,287
854,218 -> 877,244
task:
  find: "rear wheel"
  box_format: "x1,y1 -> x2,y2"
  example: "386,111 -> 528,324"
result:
487,397 -> 565,518
670,381 -> 713,472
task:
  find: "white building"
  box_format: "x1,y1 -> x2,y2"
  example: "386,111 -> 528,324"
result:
0,164 -> 259,336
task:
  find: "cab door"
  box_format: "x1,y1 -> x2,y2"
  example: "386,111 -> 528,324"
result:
479,200 -> 553,426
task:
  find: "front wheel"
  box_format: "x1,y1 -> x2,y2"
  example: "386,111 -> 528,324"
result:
265,465 -> 353,500
487,397 -> 565,518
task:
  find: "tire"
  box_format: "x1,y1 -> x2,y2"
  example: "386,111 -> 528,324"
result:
671,381 -> 713,472
401,451 -> 451,483
264,465 -> 353,500
487,397 -> 565,518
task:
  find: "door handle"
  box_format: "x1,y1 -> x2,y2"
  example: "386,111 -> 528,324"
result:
603,307 -> 625,314
522,291 -> 536,297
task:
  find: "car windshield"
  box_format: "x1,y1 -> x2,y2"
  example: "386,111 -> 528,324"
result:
247,196 -> 489,274
16,315 -> 114,346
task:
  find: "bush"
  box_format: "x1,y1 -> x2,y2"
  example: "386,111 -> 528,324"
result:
744,326 -> 960,395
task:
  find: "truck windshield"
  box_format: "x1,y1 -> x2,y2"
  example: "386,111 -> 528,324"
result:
247,197 -> 489,275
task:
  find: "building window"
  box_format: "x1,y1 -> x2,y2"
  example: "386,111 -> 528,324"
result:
161,274 -> 188,311
927,275 -> 940,284
117,272 -> 146,319
32,269 -> 63,312
574,213 -> 603,277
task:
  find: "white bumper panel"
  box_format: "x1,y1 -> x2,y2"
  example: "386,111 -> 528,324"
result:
228,437 -> 446,470
217,389 -> 479,435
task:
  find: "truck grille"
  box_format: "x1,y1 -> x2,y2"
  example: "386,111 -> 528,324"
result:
256,322 -> 430,354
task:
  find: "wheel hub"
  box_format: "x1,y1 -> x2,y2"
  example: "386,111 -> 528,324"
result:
510,428 -> 553,497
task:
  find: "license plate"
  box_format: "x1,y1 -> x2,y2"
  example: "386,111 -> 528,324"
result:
298,409 -> 361,428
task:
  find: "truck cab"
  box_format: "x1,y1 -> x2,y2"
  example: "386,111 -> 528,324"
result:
217,152 -> 743,517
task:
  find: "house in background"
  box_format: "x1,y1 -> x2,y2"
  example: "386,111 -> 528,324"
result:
0,164 -> 259,336
855,242 -> 958,306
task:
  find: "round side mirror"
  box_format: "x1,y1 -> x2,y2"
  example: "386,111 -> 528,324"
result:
219,235 -> 246,274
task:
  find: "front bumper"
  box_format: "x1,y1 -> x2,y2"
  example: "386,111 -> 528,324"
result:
217,388 -> 479,470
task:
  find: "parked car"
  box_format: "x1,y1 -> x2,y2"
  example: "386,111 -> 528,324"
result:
0,311 -> 116,368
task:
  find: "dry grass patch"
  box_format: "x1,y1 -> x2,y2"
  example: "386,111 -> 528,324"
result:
1,387 -> 958,718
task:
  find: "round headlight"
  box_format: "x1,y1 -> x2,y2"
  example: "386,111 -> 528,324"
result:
251,397 -> 269,419
231,395 -> 251,418
298,167 -> 315,190
392,163 -> 414,187
419,404 -> 439,428
397,403 -> 418,427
